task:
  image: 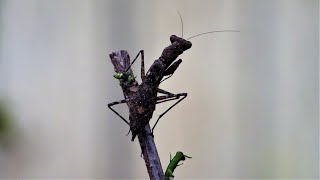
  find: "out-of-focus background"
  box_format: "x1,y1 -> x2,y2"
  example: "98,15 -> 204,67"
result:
0,0 -> 318,179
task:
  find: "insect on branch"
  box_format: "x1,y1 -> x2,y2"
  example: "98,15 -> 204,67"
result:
108,35 -> 192,180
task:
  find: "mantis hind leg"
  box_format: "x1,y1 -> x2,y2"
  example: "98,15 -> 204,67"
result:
107,99 -> 130,125
151,92 -> 187,134
108,99 -> 133,137
157,88 -> 174,95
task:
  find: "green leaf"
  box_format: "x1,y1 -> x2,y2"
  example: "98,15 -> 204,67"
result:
165,151 -> 192,179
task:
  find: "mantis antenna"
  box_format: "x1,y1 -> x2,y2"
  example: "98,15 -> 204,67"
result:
176,11 -> 239,40
187,30 -> 240,40
177,10 -> 184,38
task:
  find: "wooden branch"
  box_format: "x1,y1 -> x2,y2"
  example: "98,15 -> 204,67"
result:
109,35 -> 191,180
138,124 -> 163,179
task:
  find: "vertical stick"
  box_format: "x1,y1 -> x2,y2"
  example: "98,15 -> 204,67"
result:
109,50 -> 164,179
138,124 -> 164,179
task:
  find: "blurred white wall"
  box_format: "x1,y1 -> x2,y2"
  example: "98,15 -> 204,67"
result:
0,0 -> 318,179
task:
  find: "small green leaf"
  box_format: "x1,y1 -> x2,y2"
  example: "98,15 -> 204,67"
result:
113,73 -> 123,79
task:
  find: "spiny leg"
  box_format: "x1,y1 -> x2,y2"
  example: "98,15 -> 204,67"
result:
108,99 -> 129,125
151,93 -> 187,134
125,50 -> 145,81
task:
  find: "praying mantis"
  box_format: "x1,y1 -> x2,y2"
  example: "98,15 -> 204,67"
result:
108,35 -> 191,141
107,16 -> 238,141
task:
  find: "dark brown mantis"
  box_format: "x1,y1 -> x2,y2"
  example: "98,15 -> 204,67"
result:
108,36 -> 190,141
108,13 -> 238,141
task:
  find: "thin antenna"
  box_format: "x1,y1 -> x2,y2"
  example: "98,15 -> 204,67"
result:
177,10 -> 184,38
187,30 -> 239,40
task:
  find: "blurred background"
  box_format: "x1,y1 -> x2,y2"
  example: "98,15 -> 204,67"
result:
0,0 -> 318,179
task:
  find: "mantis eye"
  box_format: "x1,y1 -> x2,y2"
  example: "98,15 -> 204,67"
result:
113,73 -> 123,79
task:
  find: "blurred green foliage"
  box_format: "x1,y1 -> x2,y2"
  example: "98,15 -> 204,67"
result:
0,100 -> 13,145
0,102 -> 11,132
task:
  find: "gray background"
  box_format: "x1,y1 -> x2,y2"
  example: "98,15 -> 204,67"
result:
0,0 -> 318,179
